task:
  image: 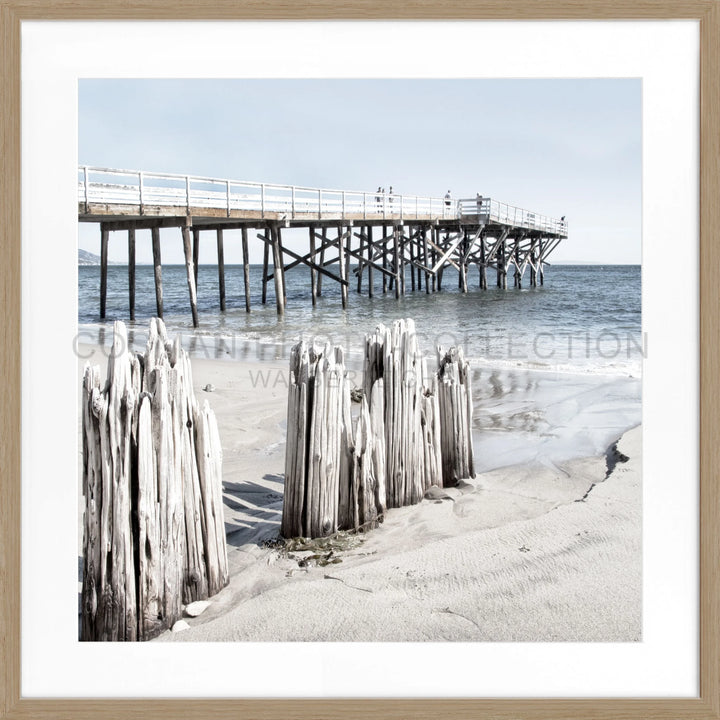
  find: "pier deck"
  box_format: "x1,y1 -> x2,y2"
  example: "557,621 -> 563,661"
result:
79,166 -> 567,327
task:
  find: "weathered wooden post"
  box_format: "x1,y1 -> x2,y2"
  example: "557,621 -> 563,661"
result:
367,225 -> 374,298
241,226 -> 251,312
479,235 -> 487,290
181,224 -> 200,327
363,319 -> 433,507
281,320 -> 476,541
270,224 -> 285,315
128,228 -> 136,320
530,238 -> 537,287
309,226 -> 317,306
437,346 -> 476,486
192,228 -> 200,288
151,225 -> 163,318
281,342 -> 350,538
338,225 -> 348,309
216,228 -> 226,311
100,224 -> 109,319
317,228 -> 326,297
261,228 -> 270,304
82,319 -> 228,641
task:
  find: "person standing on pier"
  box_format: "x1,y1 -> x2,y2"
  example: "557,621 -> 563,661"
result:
476,193 -> 484,214
376,186 -> 382,210
389,186 -> 394,208
445,190 -> 452,209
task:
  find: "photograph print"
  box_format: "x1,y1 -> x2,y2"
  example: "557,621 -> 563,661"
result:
77,78 -> 642,642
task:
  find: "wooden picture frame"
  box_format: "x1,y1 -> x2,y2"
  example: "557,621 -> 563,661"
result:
1,2 -> 718,718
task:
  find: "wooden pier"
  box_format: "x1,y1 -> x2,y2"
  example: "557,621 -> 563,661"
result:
79,167 -> 568,327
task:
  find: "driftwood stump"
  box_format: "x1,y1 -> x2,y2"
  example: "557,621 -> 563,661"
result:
437,346 -> 476,486
82,319 -> 229,641
282,319 -> 476,540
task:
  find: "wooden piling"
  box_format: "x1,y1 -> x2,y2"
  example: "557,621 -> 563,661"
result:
181,224 -> 199,327
393,227 -> 401,300
192,228 -> 200,288
282,342 -> 349,539
278,225 -> 288,308
261,228 -> 269,304
309,227 -> 317,306
530,239 -> 537,287
241,227 -> 251,312
410,233 -> 416,292
339,225 -> 348,309
357,230 -> 364,294
480,235 -> 487,290
345,227 -> 352,306
399,228 -> 406,296
437,346 -> 476,486
363,319 -> 434,508
382,228 -> 388,294
216,228 -> 226,311
318,228 -> 326,297
270,224 -> 285,315
128,228 -> 135,320
422,227 -> 430,294
282,319 -> 482,541
100,224 -> 109,319
431,230 -> 438,292
151,226 -> 163,318
82,319 -> 228,641
367,226 -> 374,298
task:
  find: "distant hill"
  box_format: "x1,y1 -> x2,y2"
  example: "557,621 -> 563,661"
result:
79,249 -> 124,266
79,249 -> 101,265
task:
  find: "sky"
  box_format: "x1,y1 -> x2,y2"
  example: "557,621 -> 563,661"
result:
78,79 -> 641,265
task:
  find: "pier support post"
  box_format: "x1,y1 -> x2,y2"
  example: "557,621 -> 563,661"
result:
100,224 -> 109,319
216,228 -> 226,311
261,229 -> 269,304
480,235 -> 487,290
309,226 -> 317,307
393,226 -> 401,300
460,229 -> 469,293
431,228 -> 438,292
278,226 -> 288,308
400,226 -> 406,296
181,224 -> 199,327
382,227 -> 388,294
128,228 -> 135,320
345,227 -> 352,303
357,230 -> 364,294
151,226 -> 163,318
539,240 -> 545,286
410,231 -> 416,292
422,226 -> 430,294
192,228 -> 200,288
338,225 -> 348,309
530,239 -> 537,287
241,227 -> 251,312
497,239 -> 508,289
367,226 -> 374,298
318,228 -> 326,297
270,224 -> 285,315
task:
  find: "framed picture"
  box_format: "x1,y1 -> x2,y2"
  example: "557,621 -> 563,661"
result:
2,1 -> 718,718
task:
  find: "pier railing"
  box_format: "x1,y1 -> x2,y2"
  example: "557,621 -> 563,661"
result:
78,166 -> 459,221
458,197 -> 567,236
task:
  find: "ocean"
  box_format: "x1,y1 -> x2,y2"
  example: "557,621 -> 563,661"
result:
78,263 -> 642,472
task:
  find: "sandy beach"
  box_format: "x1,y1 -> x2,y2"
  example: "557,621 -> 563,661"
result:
79,344 -> 641,643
